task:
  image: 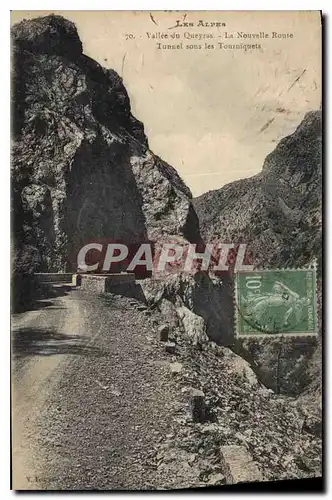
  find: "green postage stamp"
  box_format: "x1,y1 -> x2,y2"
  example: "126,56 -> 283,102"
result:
235,268 -> 318,337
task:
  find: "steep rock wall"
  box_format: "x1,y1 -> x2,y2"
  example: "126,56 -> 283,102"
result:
11,15 -> 201,281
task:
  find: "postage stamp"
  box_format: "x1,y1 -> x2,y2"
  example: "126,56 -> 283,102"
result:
235,268 -> 318,337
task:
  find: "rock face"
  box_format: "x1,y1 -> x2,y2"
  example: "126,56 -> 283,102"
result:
194,112 -> 322,398
11,15 -> 201,290
140,272 -> 234,345
176,306 -> 208,347
194,110 -> 322,271
11,15 -> 321,408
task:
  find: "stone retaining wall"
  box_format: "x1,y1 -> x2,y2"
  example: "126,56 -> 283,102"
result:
80,273 -> 136,293
34,273 -> 73,283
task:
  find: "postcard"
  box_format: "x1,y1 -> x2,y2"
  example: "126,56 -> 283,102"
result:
11,10 -> 322,491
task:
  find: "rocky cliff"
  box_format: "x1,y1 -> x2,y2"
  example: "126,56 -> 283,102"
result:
194,110 -> 322,271
11,15 -> 201,291
11,15 -> 322,484
11,14 -> 322,405
194,111 -> 322,401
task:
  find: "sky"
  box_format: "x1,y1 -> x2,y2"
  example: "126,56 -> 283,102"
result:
11,11 -> 321,196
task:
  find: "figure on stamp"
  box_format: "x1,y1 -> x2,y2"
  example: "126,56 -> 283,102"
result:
242,280 -> 310,331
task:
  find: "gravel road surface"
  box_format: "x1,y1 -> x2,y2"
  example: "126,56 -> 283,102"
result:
12,285 -> 185,490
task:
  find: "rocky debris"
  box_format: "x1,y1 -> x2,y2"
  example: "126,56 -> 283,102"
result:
190,389 -> 206,423
233,336 -> 319,396
152,328 -> 322,484
169,362 -> 183,374
220,445 -> 264,484
136,304 -> 148,311
176,306 -> 208,347
92,293 -> 228,490
221,347 -> 269,392
295,382 -> 322,443
158,324 -> 169,342
302,415 -> 322,438
140,272 -> 234,345
206,473 -> 224,486
158,299 -> 180,329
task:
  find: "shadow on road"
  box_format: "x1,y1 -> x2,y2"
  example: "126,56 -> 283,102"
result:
12,327 -> 107,358
12,283 -> 72,314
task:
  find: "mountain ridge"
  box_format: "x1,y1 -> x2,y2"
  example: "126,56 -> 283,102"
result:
194,109 -> 322,271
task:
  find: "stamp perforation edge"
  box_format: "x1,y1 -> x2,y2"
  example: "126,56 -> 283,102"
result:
233,262 -> 319,339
